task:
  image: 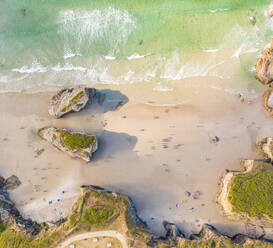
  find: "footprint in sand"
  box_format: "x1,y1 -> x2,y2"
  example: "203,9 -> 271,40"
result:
174,144 -> 184,149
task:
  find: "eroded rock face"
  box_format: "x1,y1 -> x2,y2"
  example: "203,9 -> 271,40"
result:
38,127 -> 98,162
0,175 -> 40,235
163,221 -> 185,239
263,89 -> 273,117
217,159 -> 273,226
49,87 -> 94,118
257,137 -> 273,162
256,41 -> 273,85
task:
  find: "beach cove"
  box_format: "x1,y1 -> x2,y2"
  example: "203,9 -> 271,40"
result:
1,0 -> 273,246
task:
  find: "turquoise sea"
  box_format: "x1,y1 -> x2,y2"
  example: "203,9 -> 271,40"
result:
0,0 -> 272,97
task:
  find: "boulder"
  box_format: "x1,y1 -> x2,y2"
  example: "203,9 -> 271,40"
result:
256,40 -> 273,85
38,127 -> 98,162
257,137 -> 273,162
263,89 -> 273,117
49,87 -> 94,118
4,175 -> 21,190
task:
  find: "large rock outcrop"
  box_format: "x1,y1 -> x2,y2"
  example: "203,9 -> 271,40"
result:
217,159 -> 273,226
49,87 -> 94,118
38,127 -> 98,162
0,175 -> 40,235
256,40 -> 273,85
257,137 -> 273,162
263,89 -> 273,117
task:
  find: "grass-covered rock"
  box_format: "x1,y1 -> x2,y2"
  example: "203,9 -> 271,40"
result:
38,126 -> 98,162
218,160 -> 273,226
230,163 -> 273,219
48,87 -> 94,118
0,184 -> 272,248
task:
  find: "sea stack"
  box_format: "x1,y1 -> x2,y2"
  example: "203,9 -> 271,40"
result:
256,39 -> 273,85
48,87 -> 95,118
38,126 -> 98,162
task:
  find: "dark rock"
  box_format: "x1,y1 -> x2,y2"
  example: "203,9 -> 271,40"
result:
163,221 -> 185,239
4,175 -> 21,190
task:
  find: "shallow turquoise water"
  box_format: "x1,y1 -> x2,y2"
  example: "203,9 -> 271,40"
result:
0,0 -> 272,93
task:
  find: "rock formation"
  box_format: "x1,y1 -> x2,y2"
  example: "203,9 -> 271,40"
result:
48,87 -> 95,118
0,175 -> 40,235
38,126 -> 98,162
256,39 -> 273,85
0,183 -> 272,248
257,137 -> 273,162
217,159 -> 273,226
263,89 -> 273,117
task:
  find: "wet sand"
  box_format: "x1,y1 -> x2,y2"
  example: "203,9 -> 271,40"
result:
0,83 -> 273,238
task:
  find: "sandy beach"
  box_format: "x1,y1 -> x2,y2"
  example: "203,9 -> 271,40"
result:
1,80 -> 273,239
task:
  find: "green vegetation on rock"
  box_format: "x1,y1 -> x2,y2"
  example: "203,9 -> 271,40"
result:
0,230 -> 60,248
60,91 -> 84,113
83,206 -> 114,226
229,164 -> 273,219
59,130 -> 95,150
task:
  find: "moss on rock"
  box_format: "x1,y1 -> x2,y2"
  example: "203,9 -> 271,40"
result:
229,164 -> 273,219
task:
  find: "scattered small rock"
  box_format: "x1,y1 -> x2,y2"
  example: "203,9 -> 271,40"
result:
211,136 -> 220,143
185,191 -> 191,197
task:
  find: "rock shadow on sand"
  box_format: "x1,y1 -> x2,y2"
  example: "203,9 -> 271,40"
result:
60,89 -> 129,118
91,130 -> 137,162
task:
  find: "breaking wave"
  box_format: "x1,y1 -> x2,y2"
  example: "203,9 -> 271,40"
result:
58,7 -> 137,57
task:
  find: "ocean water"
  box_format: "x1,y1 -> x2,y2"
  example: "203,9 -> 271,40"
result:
0,0 -> 272,100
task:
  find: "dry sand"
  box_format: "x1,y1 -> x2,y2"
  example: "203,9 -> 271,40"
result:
0,81 -> 273,239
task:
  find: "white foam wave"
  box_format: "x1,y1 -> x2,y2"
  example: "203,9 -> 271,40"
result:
124,70 -> 135,81
210,8 -> 229,13
203,49 -> 219,53
104,55 -> 116,60
0,75 -> 9,83
153,85 -> 173,92
63,53 -> 82,59
52,63 -> 86,72
59,7 -> 137,56
127,53 -> 149,60
12,61 -> 47,73
160,51 -> 229,80
232,43 -> 259,58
